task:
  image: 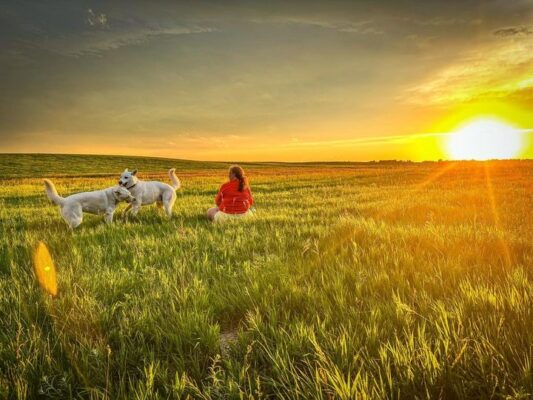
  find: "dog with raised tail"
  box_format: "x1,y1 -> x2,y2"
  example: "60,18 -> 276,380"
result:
118,168 -> 181,218
43,179 -> 135,228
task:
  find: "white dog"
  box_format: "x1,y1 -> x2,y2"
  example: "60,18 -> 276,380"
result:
118,168 -> 181,218
44,179 -> 135,228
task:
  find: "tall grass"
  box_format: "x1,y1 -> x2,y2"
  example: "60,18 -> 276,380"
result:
0,156 -> 531,399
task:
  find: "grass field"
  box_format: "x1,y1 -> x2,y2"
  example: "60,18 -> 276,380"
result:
0,154 -> 532,399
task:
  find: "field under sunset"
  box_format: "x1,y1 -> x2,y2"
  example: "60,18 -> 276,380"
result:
1,154 -> 531,398
2,1 -> 533,398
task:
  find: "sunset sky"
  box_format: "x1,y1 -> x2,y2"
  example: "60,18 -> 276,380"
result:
1,1 -> 532,161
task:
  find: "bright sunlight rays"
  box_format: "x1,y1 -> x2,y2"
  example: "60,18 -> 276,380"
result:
446,118 -> 524,160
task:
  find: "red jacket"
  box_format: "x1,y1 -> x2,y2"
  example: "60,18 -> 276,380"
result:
215,179 -> 254,214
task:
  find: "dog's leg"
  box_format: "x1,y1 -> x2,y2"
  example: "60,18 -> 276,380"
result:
163,203 -> 173,218
67,210 -> 83,229
63,204 -> 83,229
124,204 -> 133,213
69,217 -> 83,229
163,191 -> 176,218
104,209 -> 114,224
128,203 -> 141,218
123,203 -> 133,220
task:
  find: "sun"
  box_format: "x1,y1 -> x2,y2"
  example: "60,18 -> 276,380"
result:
445,118 -> 524,160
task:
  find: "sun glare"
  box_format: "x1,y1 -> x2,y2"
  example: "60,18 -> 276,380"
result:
446,119 -> 524,160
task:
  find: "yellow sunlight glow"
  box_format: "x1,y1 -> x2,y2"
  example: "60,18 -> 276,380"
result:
446,118 -> 524,160
33,241 -> 58,297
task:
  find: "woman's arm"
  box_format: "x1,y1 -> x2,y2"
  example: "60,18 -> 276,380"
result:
215,188 -> 223,206
246,188 -> 254,206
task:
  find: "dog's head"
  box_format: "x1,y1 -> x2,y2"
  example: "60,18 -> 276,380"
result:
112,186 -> 136,203
118,168 -> 138,188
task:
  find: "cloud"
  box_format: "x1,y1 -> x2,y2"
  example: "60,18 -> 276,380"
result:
251,16 -> 384,34
87,8 -> 108,28
38,25 -> 216,57
407,16 -> 483,26
278,132 -> 444,148
250,14 -> 485,36
403,38 -> 533,105
493,25 -> 533,37
0,5 -> 216,57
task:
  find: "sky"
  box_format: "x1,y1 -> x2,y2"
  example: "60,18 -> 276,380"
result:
0,0 -> 532,161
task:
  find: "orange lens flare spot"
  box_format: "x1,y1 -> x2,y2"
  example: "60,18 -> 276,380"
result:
33,241 -> 58,297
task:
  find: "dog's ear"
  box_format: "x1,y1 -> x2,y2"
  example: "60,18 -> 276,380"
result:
124,168 -> 129,173
132,169 -> 138,176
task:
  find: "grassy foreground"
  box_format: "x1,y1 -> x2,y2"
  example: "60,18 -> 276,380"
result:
0,154 -> 532,399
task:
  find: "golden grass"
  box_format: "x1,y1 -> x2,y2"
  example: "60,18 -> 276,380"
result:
0,155 -> 531,399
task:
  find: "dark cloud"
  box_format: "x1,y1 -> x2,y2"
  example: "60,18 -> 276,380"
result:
493,25 -> 533,37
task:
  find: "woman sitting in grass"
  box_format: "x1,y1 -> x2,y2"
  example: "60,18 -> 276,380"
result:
207,165 -> 254,223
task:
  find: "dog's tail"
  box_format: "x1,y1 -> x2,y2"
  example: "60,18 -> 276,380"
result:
43,179 -> 65,206
168,168 -> 181,190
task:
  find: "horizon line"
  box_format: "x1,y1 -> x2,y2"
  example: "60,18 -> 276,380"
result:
0,151 -> 531,164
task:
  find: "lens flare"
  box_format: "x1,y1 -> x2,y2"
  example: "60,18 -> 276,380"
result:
446,118 -> 524,160
33,241 -> 58,297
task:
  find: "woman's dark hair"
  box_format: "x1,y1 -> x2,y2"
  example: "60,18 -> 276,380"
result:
229,165 -> 248,192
